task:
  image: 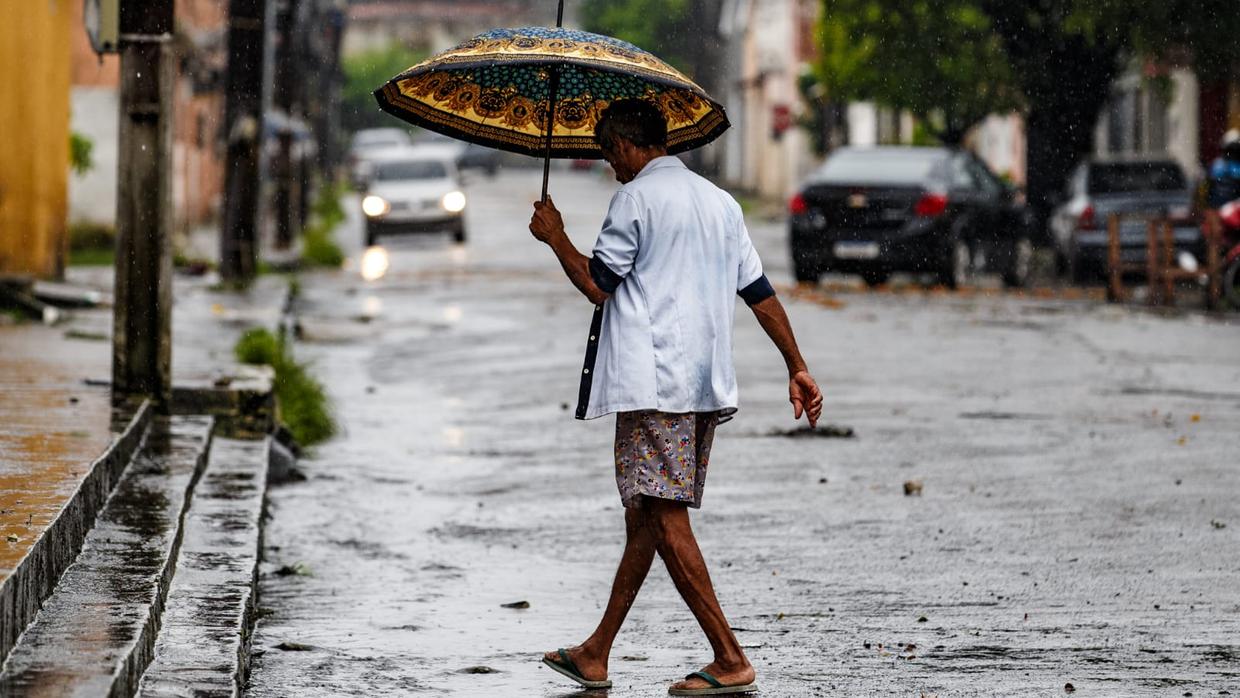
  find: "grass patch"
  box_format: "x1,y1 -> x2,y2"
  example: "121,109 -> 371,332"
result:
68,221 -> 116,266
301,181 -> 348,268
234,327 -> 335,447
69,247 -> 115,266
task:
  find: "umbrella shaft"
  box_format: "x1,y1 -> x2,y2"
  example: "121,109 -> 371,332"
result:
540,0 -> 564,202
541,66 -> 561,202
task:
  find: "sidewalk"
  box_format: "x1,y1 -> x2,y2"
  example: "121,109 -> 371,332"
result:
0,266 -> 288,663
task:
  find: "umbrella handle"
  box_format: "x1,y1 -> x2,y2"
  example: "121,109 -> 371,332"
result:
541,0 -> 565,203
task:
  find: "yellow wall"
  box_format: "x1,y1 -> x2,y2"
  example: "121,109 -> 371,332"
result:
0,0 -> 72,279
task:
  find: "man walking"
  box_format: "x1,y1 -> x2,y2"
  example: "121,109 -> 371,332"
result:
528,99 -> 822,696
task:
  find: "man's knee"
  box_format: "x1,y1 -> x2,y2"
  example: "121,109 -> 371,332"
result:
624,507 -> 647,538
642,497 -> 687,543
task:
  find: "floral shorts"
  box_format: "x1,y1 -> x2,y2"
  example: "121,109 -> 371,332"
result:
614,410 -> 719,509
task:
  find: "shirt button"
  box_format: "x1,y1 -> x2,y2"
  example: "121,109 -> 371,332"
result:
589,335 -> 596,341
583,368 -> 590,374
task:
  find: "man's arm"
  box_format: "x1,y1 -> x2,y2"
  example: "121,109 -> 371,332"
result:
530,197 -> 610,305
749,293 -> 823,427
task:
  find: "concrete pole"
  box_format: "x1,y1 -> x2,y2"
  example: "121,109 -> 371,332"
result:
220,0 -> 269,281
112,0 -> 174,410
272,0 -> 299,250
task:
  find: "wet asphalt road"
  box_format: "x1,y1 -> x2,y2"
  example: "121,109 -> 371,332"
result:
246,166 -> 1240,697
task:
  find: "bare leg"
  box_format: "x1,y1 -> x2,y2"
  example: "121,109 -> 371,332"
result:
544,506 -> 657,681
645,497 -> 755,691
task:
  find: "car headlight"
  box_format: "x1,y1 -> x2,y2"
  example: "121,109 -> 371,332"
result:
362,195 -> 390,218
441,190 -> 466,213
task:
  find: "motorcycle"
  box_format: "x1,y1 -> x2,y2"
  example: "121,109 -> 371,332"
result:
1218,198 -> 1240,307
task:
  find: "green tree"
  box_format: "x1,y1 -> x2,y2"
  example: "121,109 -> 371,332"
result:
814,0 -> 1240,226
342,43 -> 426,133
816,0 -> 1017,144
578,0 -> 694,72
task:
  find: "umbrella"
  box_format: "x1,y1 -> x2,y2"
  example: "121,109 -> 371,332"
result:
372,2 -> 728,201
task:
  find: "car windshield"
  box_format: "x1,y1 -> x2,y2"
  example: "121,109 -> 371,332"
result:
374,160 -> 448,181
813,149 -> 944,185
1089,163 -> 1186,193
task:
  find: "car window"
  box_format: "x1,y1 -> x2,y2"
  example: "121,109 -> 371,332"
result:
1069,165 -> 1087,197
375,160 -> 449,181
814,150 -> 945,185
950,157 -> 977,191
1088,162 -> 1186,193
968,159 -> 1003,197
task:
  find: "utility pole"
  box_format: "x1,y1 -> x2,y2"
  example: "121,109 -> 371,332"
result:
272,0 -> 300,250
220,0 -> 269,281
112,0 -> 174,409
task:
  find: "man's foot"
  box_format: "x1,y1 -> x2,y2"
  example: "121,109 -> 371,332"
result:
542,645 -> 609,683
668,661 -> 756,694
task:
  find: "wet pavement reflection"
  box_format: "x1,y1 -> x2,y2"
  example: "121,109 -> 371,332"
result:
246,169 -> 1240,696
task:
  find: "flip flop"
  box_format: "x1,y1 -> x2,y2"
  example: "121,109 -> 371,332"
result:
668,670 -> 758,696
541,648 -> 613,689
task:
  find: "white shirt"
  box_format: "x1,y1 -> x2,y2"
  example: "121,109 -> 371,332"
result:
580,156 -> 766,420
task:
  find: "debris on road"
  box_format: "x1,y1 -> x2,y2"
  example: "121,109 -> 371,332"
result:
274,641 -> 313,652
500,600 -> 530,609
273,562 -> 312,577
904,480 -> 924,496
771,424 -> 854,438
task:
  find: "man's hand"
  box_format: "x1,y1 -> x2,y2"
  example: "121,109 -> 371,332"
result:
529,196 -> 565,243
790,370 -> 823,428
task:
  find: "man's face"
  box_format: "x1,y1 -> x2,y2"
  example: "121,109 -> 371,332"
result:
599,137 -> 639,184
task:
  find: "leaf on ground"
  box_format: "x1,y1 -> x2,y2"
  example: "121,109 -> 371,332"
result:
501,600 -> 530,609
904,480 -> 924,496
274,641 -> 313,652
274,562 -> 312,577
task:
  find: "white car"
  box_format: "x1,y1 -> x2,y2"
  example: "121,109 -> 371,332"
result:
361,150 -> 468,245
348,128 -> 413,187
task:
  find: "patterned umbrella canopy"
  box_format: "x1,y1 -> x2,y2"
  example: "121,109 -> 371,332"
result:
373,26 -> 729,160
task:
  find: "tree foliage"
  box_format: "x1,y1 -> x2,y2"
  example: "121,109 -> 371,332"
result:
816,0 -> 1017,144
578,0 -> 694,73
341,43 -> 426,133
814,0 -> 1240,223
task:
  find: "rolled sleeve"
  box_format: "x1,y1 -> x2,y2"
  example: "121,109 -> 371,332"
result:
589,255 -> 624,294
591,190 -> 642,286
738,274 -> 775,305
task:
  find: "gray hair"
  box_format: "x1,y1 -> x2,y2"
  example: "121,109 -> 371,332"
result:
596,99 -> 667,150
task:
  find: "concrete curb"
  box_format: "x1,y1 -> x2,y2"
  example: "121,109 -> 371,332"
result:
137,436 -> 271,697
0,416 -> 213,696
0,399 -> 153,665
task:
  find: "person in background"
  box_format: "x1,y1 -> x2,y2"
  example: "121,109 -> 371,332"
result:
1207,129 -> 1240,209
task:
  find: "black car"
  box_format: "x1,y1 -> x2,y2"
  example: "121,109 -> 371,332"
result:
1048,159 -> 1199,283
788,146 -> 1034,288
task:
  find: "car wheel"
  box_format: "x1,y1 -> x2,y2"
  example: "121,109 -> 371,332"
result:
1002,236 -> 1034,288
860,270 -> 889,287
1067,251 -> 1095,286
452,220 -> 467,244
792,252 -> 819,284
937,237 -> 970,289
1222,258 -> 1240,308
